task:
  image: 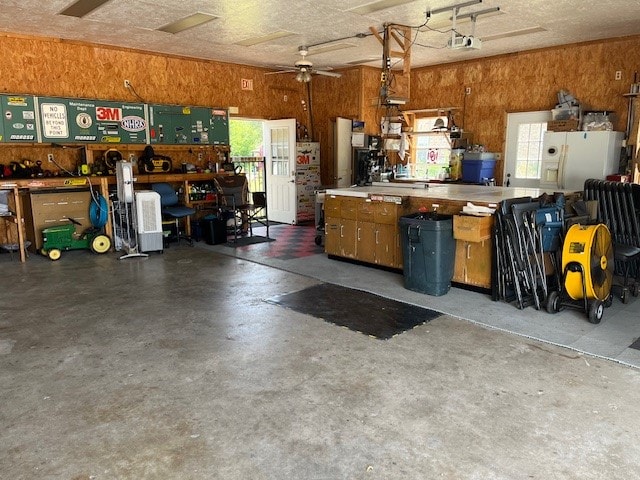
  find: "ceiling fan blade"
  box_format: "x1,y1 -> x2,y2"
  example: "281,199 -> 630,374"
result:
264,70 -> 296,75
314,70 -> 342,78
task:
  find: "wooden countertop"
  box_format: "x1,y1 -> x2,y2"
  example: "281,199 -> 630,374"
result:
325,183 -> 576,206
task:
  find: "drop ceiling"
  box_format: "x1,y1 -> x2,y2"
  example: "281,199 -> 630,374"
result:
1,0 -> 640,72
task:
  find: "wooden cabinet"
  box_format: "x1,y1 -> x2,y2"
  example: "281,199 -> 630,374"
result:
452,215 -> 494,288
453,239 -> 492,287
325,195 -> 407,269
22,188 -> 92,251
0,186 -> 27,262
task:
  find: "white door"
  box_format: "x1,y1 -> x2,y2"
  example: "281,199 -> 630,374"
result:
334,117 -> 353,187
503,111 -> 552,188
264,118 -> 297,224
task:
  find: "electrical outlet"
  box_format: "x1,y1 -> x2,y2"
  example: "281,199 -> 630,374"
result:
124,79 -> 131,88
47,153 -> 54,163
615,71 -> 622,80
197,152 -> 203,161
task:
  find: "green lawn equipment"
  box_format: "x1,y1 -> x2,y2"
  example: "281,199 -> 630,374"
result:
40,191 -> 111,261
41,217 -> 111,261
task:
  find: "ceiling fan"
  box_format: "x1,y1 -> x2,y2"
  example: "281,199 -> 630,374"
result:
266,46 -> 342,82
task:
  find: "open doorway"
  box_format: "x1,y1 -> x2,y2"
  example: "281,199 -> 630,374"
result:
229,117 -> 265,194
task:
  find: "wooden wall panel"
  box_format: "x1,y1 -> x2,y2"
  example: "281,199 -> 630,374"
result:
2,33 -> 640,189
409,35 -> 640,183
310,68 -> 361,185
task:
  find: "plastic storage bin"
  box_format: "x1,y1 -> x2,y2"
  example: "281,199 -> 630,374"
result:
462,153 -> 496,183
399,212 -> 455,296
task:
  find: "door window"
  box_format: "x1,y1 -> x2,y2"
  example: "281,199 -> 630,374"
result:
269,127 -> 290,176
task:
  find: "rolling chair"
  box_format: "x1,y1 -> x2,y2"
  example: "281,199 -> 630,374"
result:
151,183 -> 196,246
214,175 -> 269,243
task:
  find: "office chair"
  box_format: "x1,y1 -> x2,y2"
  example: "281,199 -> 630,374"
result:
214,175 -> 269,242
151,183 -> 196,246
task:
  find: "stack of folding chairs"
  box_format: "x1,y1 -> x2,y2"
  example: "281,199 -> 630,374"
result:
493,195 -> 565,309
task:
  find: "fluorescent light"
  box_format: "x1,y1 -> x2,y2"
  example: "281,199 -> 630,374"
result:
59,0 -> 111,18
346,56 -> 380,65
348,0 -> 418,15
307,43 -> 357,56
236,31 -> 295,46
158,12 -> 218,34
482,26 -> 547,42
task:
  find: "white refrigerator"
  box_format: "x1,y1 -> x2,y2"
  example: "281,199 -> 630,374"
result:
295,142 -> 321,223
539,131 -> 624,191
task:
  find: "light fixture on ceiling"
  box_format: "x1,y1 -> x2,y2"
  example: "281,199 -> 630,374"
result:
296,70 -> 312,83
306,42 -> 357,56
348,0 -> 419,15
482,26 -> 547,42
59,0 -> 111,18
158,12 -> 218,34
236,30 -> 295,47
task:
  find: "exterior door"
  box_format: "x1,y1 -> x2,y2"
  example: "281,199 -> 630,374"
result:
503,111 -> 551,188
264,118 -> 297,224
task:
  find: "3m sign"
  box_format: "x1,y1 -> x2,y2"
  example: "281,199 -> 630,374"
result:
96,106 -> 122,121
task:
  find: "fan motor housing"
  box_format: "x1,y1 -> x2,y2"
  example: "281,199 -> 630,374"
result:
562,224 -> 613,301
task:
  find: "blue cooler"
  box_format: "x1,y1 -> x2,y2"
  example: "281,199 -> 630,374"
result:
462,152 -> 496,184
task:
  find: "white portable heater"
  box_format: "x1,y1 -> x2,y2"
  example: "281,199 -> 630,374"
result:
135,190 -> 163,252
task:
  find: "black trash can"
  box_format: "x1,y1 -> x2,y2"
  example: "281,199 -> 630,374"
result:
202,215 -> 227,245
399,212 -> 455,296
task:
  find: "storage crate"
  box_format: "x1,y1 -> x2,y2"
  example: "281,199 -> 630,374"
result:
453,214 -> 493,242
547,120 -> 579,132
461,158 -> 496,183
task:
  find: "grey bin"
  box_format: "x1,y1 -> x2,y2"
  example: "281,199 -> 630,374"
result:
399,212 -> 455,296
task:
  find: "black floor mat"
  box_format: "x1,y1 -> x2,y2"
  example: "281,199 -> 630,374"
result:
629,337 -> 640,350
267,283 -> 442,339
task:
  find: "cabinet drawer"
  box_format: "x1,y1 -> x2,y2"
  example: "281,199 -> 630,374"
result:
340,198 -> 359,220
357,200 -> 376,222
374,202 -> 400,225
453,214 -> 493,242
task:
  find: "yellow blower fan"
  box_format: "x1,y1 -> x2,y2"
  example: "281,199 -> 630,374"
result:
546,224 -> 613,324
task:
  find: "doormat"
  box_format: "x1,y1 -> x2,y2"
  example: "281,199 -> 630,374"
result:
629,337 -> 640,350
266,283 -> 442,339
226,235 -> 275,247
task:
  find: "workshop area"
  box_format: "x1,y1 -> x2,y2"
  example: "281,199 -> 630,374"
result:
2,1 -> 640,478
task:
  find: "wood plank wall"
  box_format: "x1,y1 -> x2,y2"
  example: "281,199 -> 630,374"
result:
1,33 -> 639,189
406,35 -> 640,183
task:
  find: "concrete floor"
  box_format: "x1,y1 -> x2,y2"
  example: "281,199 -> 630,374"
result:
2,246 -> 640,479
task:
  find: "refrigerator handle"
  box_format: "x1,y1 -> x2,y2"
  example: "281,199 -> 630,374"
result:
558,144 -> 567,189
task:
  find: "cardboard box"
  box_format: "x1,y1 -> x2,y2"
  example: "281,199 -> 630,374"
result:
453,214 -> 493,242
547,120 -> 579,132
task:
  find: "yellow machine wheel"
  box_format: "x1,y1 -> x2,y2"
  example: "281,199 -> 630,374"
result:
562,224 -> 613,301
90,235 -> 111,254
48,249 -> 61,261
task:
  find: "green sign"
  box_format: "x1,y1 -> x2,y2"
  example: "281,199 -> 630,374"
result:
1,95 -> 38,142
38,97 -> 148,144
210,108 -> 229,145
148,105 -> 228,145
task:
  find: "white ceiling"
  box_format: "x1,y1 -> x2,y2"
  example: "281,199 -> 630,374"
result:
1,0 -> 640,72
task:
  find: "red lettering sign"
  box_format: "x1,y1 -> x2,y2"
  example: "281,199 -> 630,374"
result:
297,154 -> 310,165
96,107 -> 122,121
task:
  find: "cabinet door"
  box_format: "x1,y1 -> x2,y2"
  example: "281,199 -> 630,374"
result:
454,240 -> 492,287
325,217 -> 341,255
357,221 -> 376,263
375,223 -> 397,267
340,218 -> 357,258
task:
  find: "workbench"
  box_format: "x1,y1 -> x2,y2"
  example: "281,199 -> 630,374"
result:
1,172 -> 232,259
323,182 -> 560,290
